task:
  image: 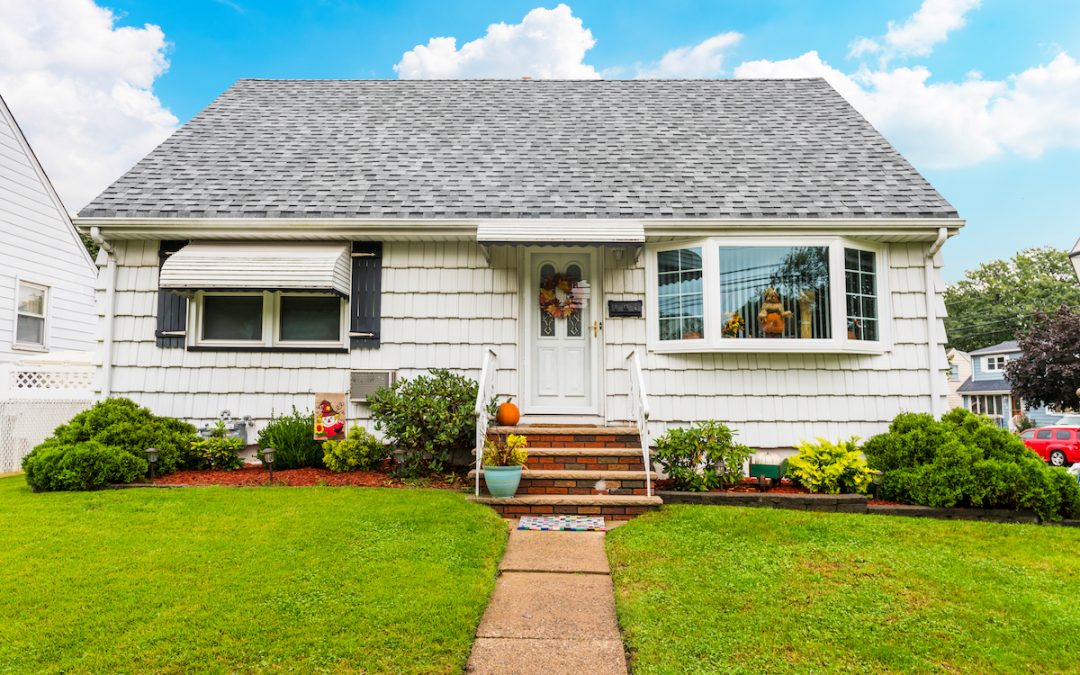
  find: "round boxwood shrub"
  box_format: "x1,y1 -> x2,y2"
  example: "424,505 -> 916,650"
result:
255,407 -> 324,470
23,440 -> 147,492
865,408 -> 1080,521
47,397 -> 200,474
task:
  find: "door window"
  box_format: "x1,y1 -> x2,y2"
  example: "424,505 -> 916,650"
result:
1055,430 -> 1072,441
1036,430 -> 1052,439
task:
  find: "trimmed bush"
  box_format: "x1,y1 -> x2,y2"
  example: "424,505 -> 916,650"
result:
322,425 -> 388,472
23,440 -> 146,492
368,369 -> 482,477
653,421 -> 753,492
787,437 -> 873,494
191,436 -> 245,471
866,408 -> 1080,521
46,397 -> 200,474
255,408 -> 324,470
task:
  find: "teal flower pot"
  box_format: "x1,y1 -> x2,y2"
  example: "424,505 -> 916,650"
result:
483,465 -> 523,498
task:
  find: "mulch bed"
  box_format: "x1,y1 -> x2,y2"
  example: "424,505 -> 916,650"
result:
153,465 -> 464,489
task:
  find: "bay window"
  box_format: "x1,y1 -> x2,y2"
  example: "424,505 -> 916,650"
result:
646,238 -> 887,352
192,291 -> 346,350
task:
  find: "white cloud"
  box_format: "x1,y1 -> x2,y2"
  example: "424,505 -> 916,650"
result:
0,0 -> 177,211
394,4 -> 600,79
735,49 -> 1080,169
850,0 -> 981,61
635,32 -> 742,79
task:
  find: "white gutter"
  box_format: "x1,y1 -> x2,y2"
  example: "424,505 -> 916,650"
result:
90,226 -> 117,399
925,226 -> 949,418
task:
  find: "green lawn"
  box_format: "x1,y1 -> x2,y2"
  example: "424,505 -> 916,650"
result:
607,505 -> 1080,674
0,476 -> 506,674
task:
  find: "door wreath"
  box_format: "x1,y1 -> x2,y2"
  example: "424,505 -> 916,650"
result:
538,273 -> 579,318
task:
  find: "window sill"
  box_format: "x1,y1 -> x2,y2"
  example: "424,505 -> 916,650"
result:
12,343 -> 48,353
186,346 -> 348,354
648,340 -> 889,355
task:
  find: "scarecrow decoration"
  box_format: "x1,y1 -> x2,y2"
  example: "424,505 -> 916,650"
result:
313,393 -> 346,440
758,287 -> 792,338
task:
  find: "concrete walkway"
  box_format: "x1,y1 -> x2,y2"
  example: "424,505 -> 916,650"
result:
466,522 -> 627,675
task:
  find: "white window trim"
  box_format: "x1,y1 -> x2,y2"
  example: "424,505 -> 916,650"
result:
13,278 -> 49,353
984,355 -> 1008,372
644,236 -> 891,354
189,290 -> 348,349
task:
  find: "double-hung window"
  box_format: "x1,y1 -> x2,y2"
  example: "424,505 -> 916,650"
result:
15,281 -> 48,350
193,291 -> 346,350
984,355 -> 1007,372
646,238 -> 887,353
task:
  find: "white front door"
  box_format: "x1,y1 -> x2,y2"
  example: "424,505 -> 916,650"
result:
524,250 -> 601,414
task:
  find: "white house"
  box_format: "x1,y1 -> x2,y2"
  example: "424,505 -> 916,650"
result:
76,79 -> 962,455
0,93 -> 96,362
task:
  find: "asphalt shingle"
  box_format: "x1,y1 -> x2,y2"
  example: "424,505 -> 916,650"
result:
79,79 -> 958,220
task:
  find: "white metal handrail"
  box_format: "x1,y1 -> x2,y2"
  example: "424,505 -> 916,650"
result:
474,348 -> 498,497
626,349 -> 653,497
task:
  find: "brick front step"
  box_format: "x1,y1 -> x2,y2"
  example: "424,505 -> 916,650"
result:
467,494 -> 662,520
488,425 -> 640,449
468,469 -> 653,496
475,448 -> 650,472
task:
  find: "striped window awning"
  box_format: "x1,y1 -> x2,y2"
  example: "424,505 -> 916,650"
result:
159,242 -> 352,296
476,219 -> 645,246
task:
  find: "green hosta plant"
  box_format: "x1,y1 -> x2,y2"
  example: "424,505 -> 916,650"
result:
482,434 -> 528,467
787,437 -> 873,495
323,425 -> 389,472
653,421 -> 752,492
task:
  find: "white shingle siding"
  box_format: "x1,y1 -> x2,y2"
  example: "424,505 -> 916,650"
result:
101,238 -> 947,448
0,96 -> 97,363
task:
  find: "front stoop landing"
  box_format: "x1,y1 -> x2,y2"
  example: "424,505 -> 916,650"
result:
468,425 -> 661,519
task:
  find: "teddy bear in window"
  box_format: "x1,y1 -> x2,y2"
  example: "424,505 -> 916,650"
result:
758,287 -> 792,338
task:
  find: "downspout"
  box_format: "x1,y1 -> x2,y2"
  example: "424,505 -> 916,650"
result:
90,227 -> 117,399
925,227 -> 949,418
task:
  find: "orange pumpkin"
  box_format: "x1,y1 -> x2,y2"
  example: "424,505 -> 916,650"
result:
495,399 -> 520,426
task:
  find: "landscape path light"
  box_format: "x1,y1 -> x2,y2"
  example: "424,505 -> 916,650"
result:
145,447 -> 159,482
261,447 -> 275,483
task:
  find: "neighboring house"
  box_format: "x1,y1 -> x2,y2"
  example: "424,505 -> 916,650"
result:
0,93 -> 97,472
76,79 -> 962,452
957,340 -> 1061,427
945,348 -> 972,410
0,93 -> 97,362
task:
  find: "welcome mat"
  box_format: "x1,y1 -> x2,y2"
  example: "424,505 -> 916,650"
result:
517,515 -> 606,531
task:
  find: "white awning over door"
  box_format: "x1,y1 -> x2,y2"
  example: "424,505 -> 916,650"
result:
476,219 -> 645,245
159,242 -> 352,295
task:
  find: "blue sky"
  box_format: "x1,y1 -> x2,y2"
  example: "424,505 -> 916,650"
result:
3,0 -> 1079,281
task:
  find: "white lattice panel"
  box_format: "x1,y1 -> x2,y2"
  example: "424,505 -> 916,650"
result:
13,369 -> 94,391
0,399 -> 92,473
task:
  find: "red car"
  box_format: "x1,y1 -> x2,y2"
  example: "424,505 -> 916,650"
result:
1020,427 -> 1080,467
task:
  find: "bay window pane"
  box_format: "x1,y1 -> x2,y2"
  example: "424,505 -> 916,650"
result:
719,246 -> 831,339
656,247 -> 704,340
844,247 -> 878,341
203,295 -> 263,341
280,295 -> 341,341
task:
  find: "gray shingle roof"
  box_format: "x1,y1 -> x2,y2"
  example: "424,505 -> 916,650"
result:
956,377 -> 1012,394
80,79 -> 958,220
969,340 -> 1020,356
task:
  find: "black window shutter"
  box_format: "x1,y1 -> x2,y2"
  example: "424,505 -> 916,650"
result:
350,242 -> 383,349
156,240 -> 188,348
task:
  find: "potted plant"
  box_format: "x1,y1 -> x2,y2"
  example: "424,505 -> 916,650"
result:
482,433 -> 528,498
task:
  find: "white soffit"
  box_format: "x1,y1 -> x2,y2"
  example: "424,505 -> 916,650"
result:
159,242 -> 351,295
476,219 -> 645,245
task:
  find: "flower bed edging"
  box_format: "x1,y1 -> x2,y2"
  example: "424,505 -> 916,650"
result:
867,503 -> 1039,524
658,490 -> 867,513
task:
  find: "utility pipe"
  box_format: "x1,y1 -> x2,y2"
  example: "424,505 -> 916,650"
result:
90,227 -> 117,399
924,227 -> 949,418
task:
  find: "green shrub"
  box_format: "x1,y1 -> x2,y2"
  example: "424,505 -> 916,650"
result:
368,369 -> 482,477
322,425 -> 388,472
787,437 -> 873,494
22,440 -> 146,491
47,397 -> 200,474
191,436 -> 245,471
653,421 -> 752,492
255,408 -> 324,470
866,408 -> 1080,520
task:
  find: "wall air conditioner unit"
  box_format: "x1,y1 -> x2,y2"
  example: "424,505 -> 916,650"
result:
349,370 -> 396,402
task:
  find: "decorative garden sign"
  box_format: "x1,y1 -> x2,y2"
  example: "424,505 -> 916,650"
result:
314,393 -> 346,441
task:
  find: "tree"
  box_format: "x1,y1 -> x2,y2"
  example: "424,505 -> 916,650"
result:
1006,305 -> 1080,412
944,247 -> 1080,352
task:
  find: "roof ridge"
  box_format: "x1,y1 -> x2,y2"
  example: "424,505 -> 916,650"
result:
231,77 -> 830,83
